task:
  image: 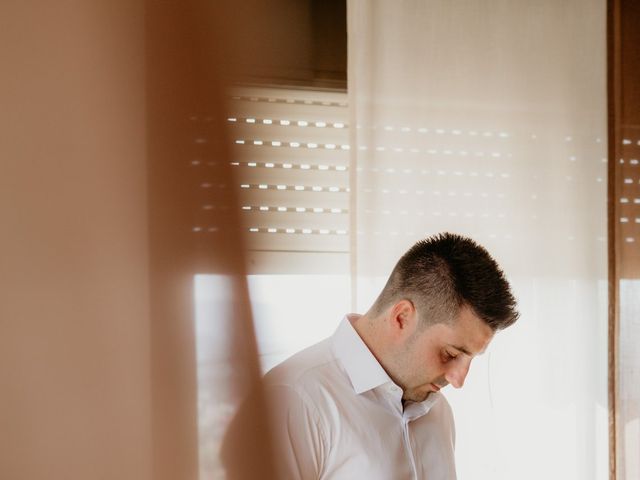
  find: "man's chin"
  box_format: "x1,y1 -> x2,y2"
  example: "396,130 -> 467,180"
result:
402,389 -> 430,403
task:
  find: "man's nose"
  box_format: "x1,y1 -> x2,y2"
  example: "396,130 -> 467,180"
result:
444,358 -> 471,389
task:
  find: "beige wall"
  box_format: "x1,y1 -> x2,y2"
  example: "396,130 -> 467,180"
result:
0,2 -> 151,479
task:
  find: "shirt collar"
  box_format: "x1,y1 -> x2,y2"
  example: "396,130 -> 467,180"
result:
331,314 -> 395,394
331,314 -> 443,413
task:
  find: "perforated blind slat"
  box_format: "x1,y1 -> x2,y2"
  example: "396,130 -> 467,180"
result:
237,168 -> 347,187
229,105 -> 348,123
231,147 -> 349,164
232,126 -> 349,145
238,190 -> 348,209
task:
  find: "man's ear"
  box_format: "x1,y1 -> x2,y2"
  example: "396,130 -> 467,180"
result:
389,299 -> 417,335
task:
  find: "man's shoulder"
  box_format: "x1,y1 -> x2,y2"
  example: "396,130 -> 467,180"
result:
263,336 -> 341,392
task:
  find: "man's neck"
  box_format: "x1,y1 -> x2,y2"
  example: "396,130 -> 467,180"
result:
351,312 -> 403,390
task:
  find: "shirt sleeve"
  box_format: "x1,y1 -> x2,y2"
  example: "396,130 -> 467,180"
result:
265,383 -> 327,480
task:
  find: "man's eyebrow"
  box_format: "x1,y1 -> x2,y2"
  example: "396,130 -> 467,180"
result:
449,344 -> 476,356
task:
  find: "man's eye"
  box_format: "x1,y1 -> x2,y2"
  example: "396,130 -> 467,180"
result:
442,351 -> 457,362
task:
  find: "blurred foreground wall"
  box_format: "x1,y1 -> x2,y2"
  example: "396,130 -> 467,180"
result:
0,1 -> 151,479
0,1 -> 274,479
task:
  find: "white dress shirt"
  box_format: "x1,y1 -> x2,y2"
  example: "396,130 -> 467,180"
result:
264,314 -> 457,480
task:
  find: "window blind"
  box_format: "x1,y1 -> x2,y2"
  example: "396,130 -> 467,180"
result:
226,86 -> 349,273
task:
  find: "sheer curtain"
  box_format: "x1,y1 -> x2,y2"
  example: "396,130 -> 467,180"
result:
348,1 -> 608,479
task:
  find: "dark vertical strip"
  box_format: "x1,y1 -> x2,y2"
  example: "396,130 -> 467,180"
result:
606,1 -> 619,479
609,0 -> 640,477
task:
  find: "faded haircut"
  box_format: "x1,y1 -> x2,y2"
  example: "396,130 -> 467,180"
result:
370,233 -> 519,331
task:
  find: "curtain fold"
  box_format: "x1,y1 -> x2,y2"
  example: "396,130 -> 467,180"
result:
348,1 -> 608,478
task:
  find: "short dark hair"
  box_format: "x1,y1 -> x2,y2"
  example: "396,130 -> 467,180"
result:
371,232 -> 519,331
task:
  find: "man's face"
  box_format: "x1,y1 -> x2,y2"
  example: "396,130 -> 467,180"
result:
394,306 -> 494,403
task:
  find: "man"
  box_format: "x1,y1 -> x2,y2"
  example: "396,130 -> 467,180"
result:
263,233 -> 519,479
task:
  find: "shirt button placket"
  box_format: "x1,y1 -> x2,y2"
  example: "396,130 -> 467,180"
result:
402,415 -> 419,479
